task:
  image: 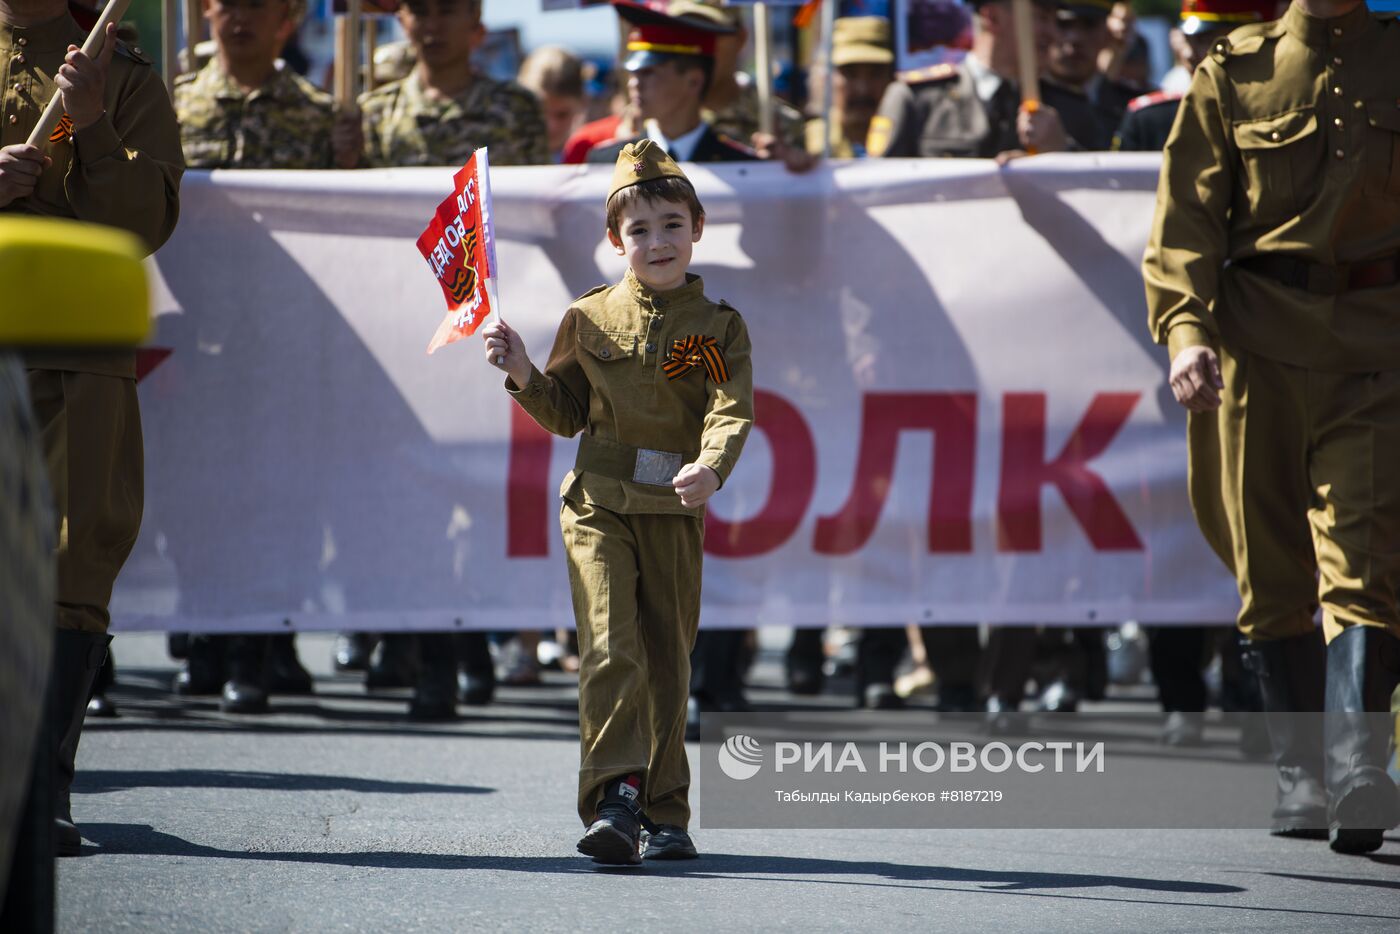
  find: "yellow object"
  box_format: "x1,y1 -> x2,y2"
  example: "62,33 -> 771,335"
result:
607,139 -> 694,205
0,216 -> 149,347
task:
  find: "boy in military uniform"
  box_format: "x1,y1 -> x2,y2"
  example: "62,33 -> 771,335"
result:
169,0 -> 341,715
1145,0 -> 1400,854
358,0 -> 547,168
481,140 -> 754,865
0,0 -> 183,856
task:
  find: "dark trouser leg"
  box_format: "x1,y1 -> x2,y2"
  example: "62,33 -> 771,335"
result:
221,635 -> 270,715
86,648 -> 117,718
409,633 -> 458,721
1323,626 -> 1400,854
1,687 -> 55,930
786,627 -> 825,695
690,630 -> 747,711
855,627 -> 906,708
1147,626 -> 1209,712
978,627 -> 1036,712
924,625 -> 981,711
266,634 -> 313,695
456,631 -> 496,705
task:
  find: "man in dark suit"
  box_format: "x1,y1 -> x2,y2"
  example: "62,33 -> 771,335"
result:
586,1 -> 757,166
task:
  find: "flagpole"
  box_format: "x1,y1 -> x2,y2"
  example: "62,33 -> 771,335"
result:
753,2 -> 773,138
1012,0 -> 1042,154
819,0 -> 836,160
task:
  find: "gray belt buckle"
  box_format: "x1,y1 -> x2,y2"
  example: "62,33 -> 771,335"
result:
633,448 -> 684,486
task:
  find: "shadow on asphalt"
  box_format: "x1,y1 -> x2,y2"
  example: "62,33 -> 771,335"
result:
73,770 -> 492,797
72,824 -> 1400,920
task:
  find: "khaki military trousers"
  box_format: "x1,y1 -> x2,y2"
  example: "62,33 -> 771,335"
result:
27,370 -> 144,634
1188,344 -> 1400,644
562,498 -> 703,828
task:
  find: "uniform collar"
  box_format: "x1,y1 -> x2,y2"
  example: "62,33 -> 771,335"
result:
1283,1 -> 1374,46
644,119 -> 708,162
198,58 -> 299,102
405,68 -> 491,116
623,268 -> 706,308
0,11 -> 81,52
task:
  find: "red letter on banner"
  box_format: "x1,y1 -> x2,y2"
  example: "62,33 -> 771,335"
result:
507,405 -> 553,557
813,393 -> 976,555
706,389 -> 817,558
997,392 -> 1143,552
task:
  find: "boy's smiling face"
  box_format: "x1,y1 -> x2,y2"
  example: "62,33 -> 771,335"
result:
608,198 -> 704,293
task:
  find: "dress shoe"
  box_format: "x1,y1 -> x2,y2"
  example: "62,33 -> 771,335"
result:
333,632 -> 374,672
86,651 -> 117,718
220,637 -> 270,714
366,635 -> 415,690
171,635 -> 224,696
1036,680 -> 1080,713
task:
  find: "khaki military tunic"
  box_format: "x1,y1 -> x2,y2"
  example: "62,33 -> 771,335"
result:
509,269 -> 754,827
175,59 -> 337,169
359,69 -> 548,167
705,73 -> 805,151
1143,4 -> 1400,642
804,115 -> 862,159
2,13 -> 183,635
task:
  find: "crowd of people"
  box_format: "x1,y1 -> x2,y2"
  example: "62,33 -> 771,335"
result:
5,0 -> 1398,877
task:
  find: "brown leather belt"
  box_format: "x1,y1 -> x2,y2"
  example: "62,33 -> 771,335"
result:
1232,253 -> 1400,296
576,434 -> 697,487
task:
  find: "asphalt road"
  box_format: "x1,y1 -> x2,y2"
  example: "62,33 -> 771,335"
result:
58,632 -> 1400,933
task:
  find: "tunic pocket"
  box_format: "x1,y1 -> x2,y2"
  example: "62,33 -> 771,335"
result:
1363,101 -> 1400,198
1231,108 -> 1320,221
577,329 -> 638,363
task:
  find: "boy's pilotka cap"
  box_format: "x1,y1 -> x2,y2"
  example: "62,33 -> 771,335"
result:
607,139 -> 694,204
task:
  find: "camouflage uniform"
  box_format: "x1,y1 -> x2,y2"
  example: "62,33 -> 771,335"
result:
705,74 -> 805,150
359,70 -> 549,167
175,59 -> 337,169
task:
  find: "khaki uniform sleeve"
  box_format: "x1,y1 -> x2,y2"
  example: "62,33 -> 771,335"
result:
507,307 -> 591,437
1142,63 -> 1233,356
696,311 -> 753,487
64,58 -> 184,255
869,81 -> 918,158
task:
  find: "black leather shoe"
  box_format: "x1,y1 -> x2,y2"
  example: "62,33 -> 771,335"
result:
220,637 -> 270,714
786,629 -> 826,695
1324,626 -> 1400,855
366,635 -> 415,691
334,632 -> 374,672
267,634 -> 314,695
643,824 -> 698,860
577,776 -> 644,866
1035,680 -> 1080,713
86,651 -> 117,719
172,635 -> 224,696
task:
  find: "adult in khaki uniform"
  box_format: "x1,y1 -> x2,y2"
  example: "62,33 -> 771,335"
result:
0,0 -> 183,855
1144,0 -> 1400,854
353,0 -> 547,719
803,16 -> 895,159
867,0 -> 1075,158
484,141 -> 753,864
169,0 -> 339,715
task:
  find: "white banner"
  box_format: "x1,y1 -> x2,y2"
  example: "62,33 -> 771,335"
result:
111,155 -> 1240,633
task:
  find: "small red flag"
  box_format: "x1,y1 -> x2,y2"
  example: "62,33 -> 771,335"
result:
419,148 -> 499,354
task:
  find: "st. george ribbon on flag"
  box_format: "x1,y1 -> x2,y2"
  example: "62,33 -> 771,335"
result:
418,147 -> 501,354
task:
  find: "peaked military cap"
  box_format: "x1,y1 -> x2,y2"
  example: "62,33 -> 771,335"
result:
606,139 -> 694,204
832,16 -> 894,67
613,0 -> 735,71
1179,0 -> 1280,35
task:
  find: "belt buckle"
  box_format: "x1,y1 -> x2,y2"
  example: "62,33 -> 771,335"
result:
633,448 -> 684,486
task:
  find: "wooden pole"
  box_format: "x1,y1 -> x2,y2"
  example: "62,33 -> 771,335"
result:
819,0 -> 835,159
27,0 -> 132,148
1012,0 -> 1040,106
364,15 -> 378,94
753,2 -> 773,138
335,0 -> 363,108
183,0 -> 201,75
161,0 -> 178,90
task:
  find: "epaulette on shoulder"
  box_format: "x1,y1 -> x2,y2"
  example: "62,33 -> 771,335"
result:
1210,19 -> 1285,63
898,62 -> 958,86
717,298 -> 742,316
573,283 -> 611,305
1127,90 -> 1183,114
289,70 -> 334,108
115,40 -> 151,66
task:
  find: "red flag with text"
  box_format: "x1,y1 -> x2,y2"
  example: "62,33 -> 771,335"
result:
419,148 -> 499,354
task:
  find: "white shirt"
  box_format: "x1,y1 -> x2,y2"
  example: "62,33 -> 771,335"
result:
644,118 -> 708,162
962,53 -> 1007,106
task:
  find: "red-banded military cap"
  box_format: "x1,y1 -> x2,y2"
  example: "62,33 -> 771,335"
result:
613,0 -> 736,72
1180,0 -> 1281,35
1055,0 -> 1115,22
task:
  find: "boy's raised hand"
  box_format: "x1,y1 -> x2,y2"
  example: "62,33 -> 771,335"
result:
673,463 -> 719,508
481,320 -> 531,387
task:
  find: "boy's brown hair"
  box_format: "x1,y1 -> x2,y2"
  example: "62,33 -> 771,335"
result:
606,176 -> 706,240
